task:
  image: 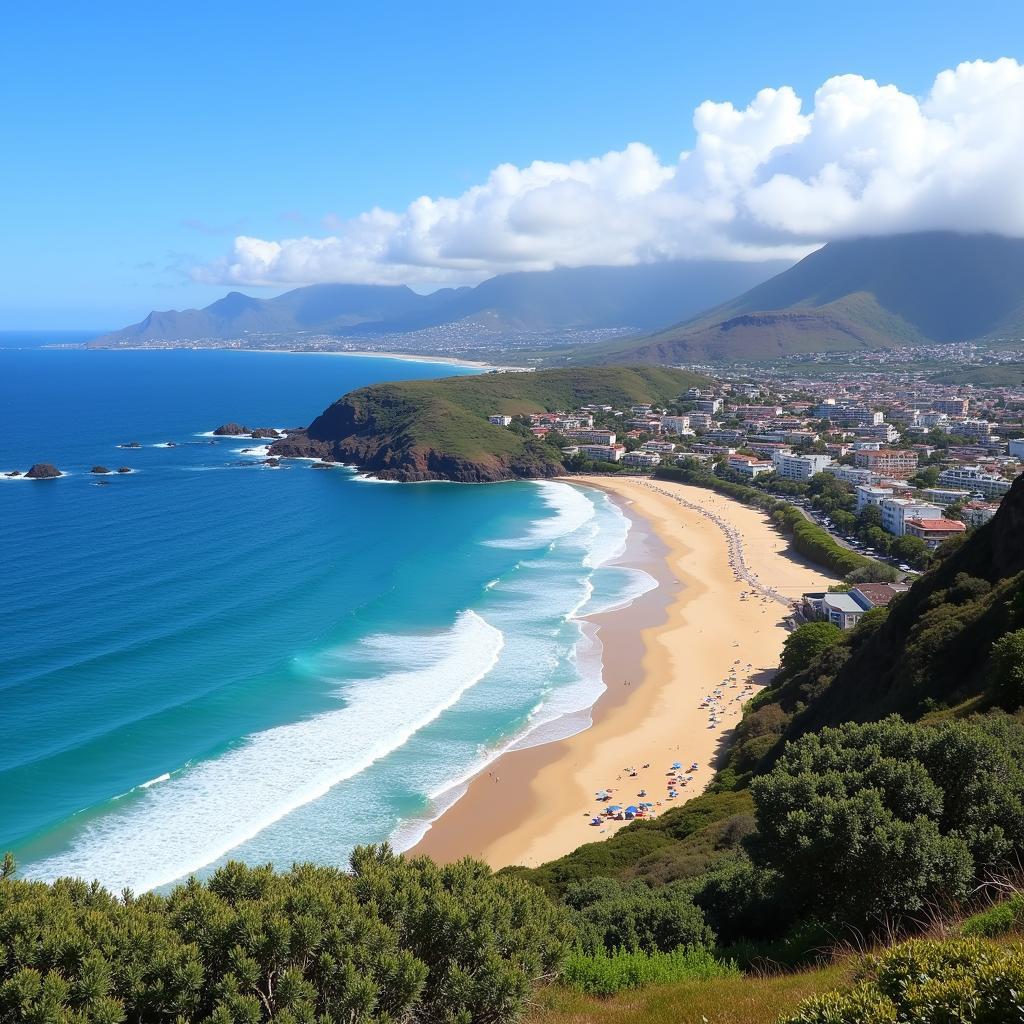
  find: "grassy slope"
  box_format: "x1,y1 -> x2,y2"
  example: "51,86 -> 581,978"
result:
528,962 -> 850,1024
304,366 -> 711,478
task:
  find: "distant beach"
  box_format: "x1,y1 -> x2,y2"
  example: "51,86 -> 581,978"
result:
410,475 -> 840,868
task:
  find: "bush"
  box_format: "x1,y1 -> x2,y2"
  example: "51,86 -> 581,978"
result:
0,847 -> 572,1024
750,716 -> 1024,928
961,893 -> 1024,937
560,945 -> 737,996
780,622 -> 845,675
781,938 -> 1024,1023
568,878 -> 715,954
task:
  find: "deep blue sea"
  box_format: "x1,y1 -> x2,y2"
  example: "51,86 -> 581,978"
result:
0,347 -> 653,892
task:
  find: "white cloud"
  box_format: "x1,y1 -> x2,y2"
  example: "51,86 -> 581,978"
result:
194,58 -> 1024,288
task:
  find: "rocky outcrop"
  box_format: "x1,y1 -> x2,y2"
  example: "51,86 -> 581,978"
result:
25,463 -> 62,479
91,466 -> 111,474
214,422 -> 249,436
117,467 -> 132,474
249,428 -> 281,439
119,441 -> 142,449
5,471 -> 22,477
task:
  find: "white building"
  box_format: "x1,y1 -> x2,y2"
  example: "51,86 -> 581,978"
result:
661,415 -> 691,434
623,451 -> 661,468
1009,438 -> 1024,459
693,398 -> 723,414
566,429 -> 617,445
771,451 -> 833,481
728,454 -> 774,478
641,441 -> 676,454
880,497 -> 942,537
579,443 -> 625,463
937,465 -> 1012,498
488,415 -> 512,427
827,465 -> 878,486
954,419 -> 994,438
855,485 -> 894,513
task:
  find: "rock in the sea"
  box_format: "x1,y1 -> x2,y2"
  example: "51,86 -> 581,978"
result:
116,466 -> 132,474
213,422 -> 249,436
25,463 -> 62,479
91,466 -> 111,475
165,441 -> 178,448
264,457 -> 280,467
249,428 -> 282,439
119,441 -> 142,449
5,470 -> 22,477
311,462 -> 334,470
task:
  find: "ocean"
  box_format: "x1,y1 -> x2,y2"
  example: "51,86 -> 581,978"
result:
0,347 -> 655,892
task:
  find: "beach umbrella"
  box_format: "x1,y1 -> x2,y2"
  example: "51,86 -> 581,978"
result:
672,761 -> 682,769
607,805 -> 622,812
625,806 -> 639,814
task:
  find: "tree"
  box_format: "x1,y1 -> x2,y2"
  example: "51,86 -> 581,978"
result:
780,622 -> 844,675
990,629 -> 1024,709
890,534 -> 929,566
857,504 -> 883,531
750,716 -> 1024,927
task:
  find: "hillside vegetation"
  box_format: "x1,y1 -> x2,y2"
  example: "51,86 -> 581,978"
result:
590,232 -> 1024,363
269,366 -> 709,481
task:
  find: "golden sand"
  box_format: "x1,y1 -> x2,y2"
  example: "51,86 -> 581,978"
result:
409,476 -> 838,868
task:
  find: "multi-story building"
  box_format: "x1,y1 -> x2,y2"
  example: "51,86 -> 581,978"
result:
727,454 -> 774,478
937,465 -> 1012,498
855,485 -> 894,513
771,451 -> 833,481
703,429 -> 746,445
960,502 -> 999,527
954,419 -> 994,438
827,465 -> 877,486
732,405 -> 783,420
814,403 -> 884,426
1008,438 -> 1024,459
622,450 -> 661,468
660,415 -> 691,434
579,444 -> 625,463
693,398 -> 723,414
919,411 -> 949,428
921,488 -> 972,506
933,398 -> 970,417
641,441 -> 676,454
904,518 -> 967,548
880,497 -> 942,537
853,449 -> 919,477
688,412 -> 714,429
488,415 -> 512,426
566,429 -> 617,445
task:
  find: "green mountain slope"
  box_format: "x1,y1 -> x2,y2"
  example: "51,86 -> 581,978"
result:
592,232 -> 1024,364
269,366 -> 709,481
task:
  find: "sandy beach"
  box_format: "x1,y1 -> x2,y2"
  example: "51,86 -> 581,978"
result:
409,475 -> 839,869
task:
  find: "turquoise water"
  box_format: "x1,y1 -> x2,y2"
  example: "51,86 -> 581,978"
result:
0,349 -> 653,892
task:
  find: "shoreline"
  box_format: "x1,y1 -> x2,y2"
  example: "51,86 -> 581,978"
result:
408,475 -> 840,869
64,345 -> 497,369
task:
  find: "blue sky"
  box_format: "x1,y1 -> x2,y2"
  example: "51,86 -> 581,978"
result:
2,1 -> 1023,328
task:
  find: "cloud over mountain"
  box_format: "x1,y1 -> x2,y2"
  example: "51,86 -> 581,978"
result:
195,58 -> 1024,288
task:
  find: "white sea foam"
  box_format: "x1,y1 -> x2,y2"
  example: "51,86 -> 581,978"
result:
140,772 -> 170,788
27,610 -> 503,893
233,444 -> 271,458
484,481 -> 596,549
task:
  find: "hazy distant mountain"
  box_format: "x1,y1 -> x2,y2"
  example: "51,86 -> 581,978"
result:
87,260 -> 790,347
593,232 -> 1024,363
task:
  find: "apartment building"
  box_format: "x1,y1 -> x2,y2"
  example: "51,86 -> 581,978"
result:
852,448 -> 919,477
855,485 -> 894,513
937,465 -> 1012,498
771,451 -> 833,481
579,444 -> 625,463
880,497 -> 942,537
622,450 -> 661,468
904,518 -> 967,548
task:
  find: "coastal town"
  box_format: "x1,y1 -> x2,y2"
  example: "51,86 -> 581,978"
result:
487,366 -> 1022,632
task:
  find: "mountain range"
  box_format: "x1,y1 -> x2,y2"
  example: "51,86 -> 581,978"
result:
89,232 -> 1024,362
594,232 -> 1024,363
87,260 -> 789,347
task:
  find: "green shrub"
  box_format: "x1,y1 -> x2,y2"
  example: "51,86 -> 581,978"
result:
0,847 -> 572,1024
961,893 -> 1024,937
781,938 -> 1024,1023
560,945 -> 737,996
